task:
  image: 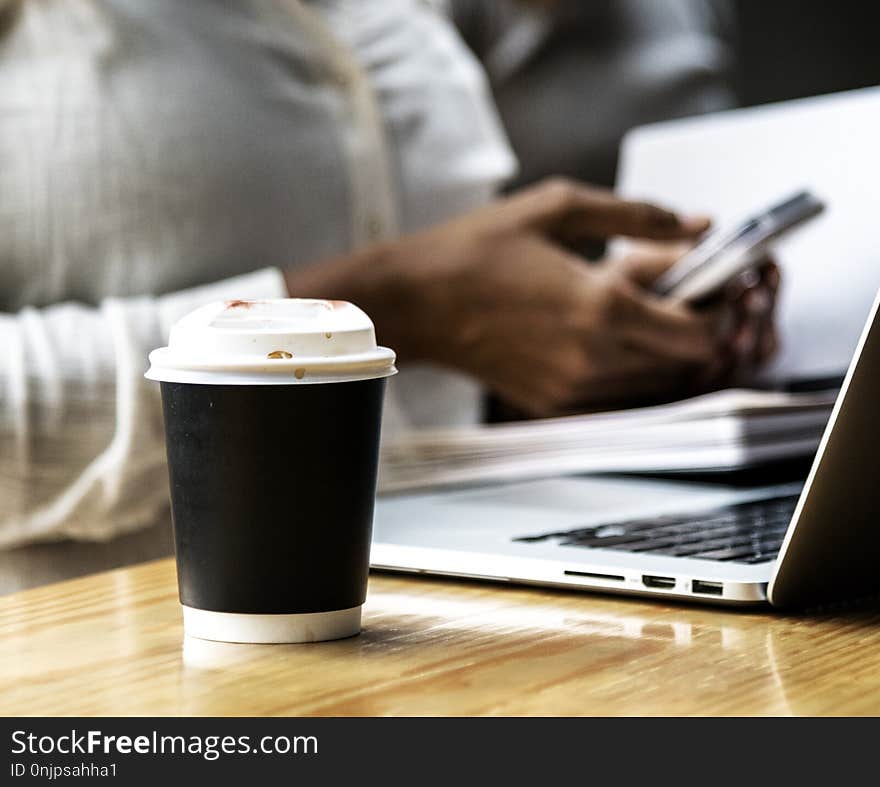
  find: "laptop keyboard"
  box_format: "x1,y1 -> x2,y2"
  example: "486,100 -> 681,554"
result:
513,493 -> 800,564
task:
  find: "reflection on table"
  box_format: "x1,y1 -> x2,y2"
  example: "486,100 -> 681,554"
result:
3,559 -> 880,715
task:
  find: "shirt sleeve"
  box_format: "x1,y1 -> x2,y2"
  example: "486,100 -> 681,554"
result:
0,268 -> 287,549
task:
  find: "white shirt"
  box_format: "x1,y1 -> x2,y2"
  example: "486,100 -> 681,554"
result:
0,0 -> 515,552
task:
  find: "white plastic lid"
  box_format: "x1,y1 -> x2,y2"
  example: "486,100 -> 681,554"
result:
145,298 -> 397,385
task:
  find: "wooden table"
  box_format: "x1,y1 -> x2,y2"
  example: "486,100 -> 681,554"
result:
3,558 -> 880,716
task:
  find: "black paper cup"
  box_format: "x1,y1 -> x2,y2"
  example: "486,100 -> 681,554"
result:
146,299 -> 396,642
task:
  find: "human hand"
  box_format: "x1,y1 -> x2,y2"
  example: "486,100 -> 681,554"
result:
370,179 -> 734,414
613,243 -> 781,396
286,177 -> 778,415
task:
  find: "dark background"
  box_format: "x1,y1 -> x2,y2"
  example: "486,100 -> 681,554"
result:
733,0 -> 880,106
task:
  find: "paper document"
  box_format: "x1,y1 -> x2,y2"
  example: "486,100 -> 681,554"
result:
378,388 -> 836,493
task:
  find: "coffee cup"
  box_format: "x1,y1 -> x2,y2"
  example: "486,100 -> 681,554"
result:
145,298 -> 396,643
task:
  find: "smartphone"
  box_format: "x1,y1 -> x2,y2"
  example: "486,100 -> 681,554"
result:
652,190 -> 826,303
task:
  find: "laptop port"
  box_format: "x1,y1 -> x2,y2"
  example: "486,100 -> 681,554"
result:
692,580 -> 723,596
642,575 -> 676,589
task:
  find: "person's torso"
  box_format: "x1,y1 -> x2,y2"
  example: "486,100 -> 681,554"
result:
0,0 -> 514,310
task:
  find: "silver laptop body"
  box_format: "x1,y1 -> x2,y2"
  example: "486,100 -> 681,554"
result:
372,290 -> 880,609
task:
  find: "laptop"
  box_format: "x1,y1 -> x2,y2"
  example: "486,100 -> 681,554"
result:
371,287 -> 880,609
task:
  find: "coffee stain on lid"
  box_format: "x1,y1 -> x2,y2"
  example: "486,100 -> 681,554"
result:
225,299 -> 255,309
267,350 -> 293,359
294,368 -> 306,379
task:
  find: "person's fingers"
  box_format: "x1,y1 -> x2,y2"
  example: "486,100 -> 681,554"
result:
722,256 -> 779,303
694,257 -> 781,373
734,279 -> 776,362
606,280 -> 732,363
612,254 -> 781,369
511,178 -> 711,242
757,260 -> 781,363
760,259 -> 781,294
758,324 -> 780,363
724,266 -> 762,302
617,244 -> 693,287
751,285 -> 780,365
732,314 -> 758,360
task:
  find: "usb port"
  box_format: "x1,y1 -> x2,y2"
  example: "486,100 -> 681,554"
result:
642,575 -> 676,589
692,580 -> 723,596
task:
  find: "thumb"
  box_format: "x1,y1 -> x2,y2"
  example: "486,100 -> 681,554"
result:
618,244 -> 693,288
